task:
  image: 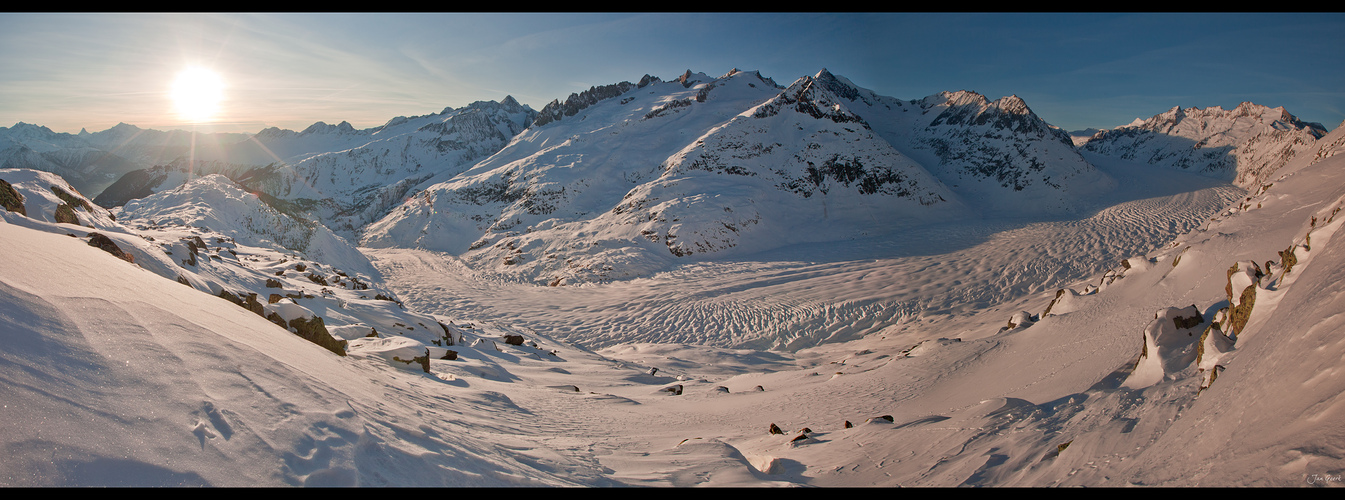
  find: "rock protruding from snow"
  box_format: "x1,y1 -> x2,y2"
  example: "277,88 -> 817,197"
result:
0,178 -> 25,215
1123,306 -> 1209,389
0,169 -> 120,230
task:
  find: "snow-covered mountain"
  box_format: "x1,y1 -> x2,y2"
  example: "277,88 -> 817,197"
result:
115,174 -> 376,278
0,122 -> 252,196
806,69 -> 1115,215
362,69 -> 1122,284
234,97 -> 536,238
3,111 -> 1344,485
1079,102 -> 1328,188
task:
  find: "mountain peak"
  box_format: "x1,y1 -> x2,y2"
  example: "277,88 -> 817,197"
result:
939,90 -> 989,108
300,121 -> 360,135
995,95 -> 1029,115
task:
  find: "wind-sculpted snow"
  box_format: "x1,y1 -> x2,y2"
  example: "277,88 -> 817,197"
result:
10,70 -> 1345,486
360,123 -> 1345,487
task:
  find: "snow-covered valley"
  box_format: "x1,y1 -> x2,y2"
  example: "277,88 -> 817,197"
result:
3,67 -> 1345,486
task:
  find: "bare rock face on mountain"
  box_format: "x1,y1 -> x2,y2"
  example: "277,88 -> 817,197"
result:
1080,102 -> 1327,188
0,178 -> 25,215
800,70 -> 1114,215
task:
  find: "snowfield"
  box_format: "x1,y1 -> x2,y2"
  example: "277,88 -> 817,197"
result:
3,72 -> 1345,486
6,144 -> 1344,485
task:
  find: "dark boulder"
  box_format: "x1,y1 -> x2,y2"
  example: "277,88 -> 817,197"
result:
86,232 -> 134,263
243,293 -> 265,317
288,315 -> 348,356
265,312 -> 287,329
502,334 -> 525,346
1171,305 -> 1203,330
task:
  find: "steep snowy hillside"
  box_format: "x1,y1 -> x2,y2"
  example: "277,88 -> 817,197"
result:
807,69 -> 1115,215
362,70 -> 795,282
1080,102 -> 1328,188
3,117 -> 1344,486
0,207 -> 623,486
225,98 -> 536,238
364,69 -> 1129,284
365,120 -> 1345,486
0,168 -> 121,231
115,174 -> 376,278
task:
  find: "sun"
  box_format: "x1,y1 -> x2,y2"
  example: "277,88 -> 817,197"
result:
171,67 -> 225,123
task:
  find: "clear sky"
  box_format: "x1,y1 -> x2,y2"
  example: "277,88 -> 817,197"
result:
3,12 -> 1343,135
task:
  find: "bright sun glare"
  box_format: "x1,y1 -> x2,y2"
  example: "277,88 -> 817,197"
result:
171,67 -> 224,123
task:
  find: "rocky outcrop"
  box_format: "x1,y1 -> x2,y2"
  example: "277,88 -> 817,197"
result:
1225,261 -> 1263,337
1195,307 -> 1236,390
86,232 -> 134,264
0,179 -> 26,215
1123,306 -> 1210,390
1000,311 -> 1038,332
288,315 -> 348,357
53,204 -> 78,224
533,81 -> 636,127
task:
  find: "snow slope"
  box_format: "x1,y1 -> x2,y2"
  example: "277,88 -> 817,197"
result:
4,138 -> 1343,486
363,69 -> 1118,284
4,90 -> 1344,487
1080,102 -> 1328,188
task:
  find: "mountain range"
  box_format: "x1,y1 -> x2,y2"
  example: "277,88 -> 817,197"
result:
3,66 -> 1344,486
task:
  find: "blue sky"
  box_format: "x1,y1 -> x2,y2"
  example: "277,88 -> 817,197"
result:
2,13 -> 1342,135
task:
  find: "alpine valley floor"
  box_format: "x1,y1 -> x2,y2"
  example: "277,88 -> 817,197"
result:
5,151 -> 1345,486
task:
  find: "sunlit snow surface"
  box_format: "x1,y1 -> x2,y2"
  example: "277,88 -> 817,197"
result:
4,129 -> 1345,486
369,157 -> 1242,350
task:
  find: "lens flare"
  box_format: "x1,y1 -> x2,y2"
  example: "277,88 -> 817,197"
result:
171,67 -> 224,123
